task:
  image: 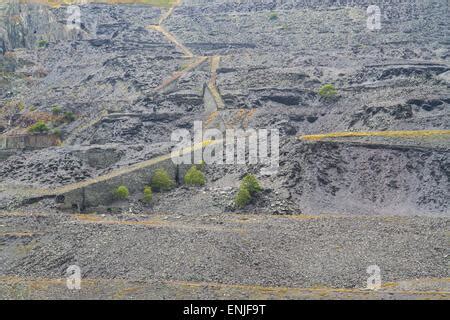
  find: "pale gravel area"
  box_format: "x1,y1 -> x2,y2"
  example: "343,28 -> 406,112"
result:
0,210 -> 448,299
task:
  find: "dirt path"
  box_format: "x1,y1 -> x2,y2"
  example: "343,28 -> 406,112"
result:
207,55 -> 225,110
1,275 -> 448,300
299,130 -> 450,141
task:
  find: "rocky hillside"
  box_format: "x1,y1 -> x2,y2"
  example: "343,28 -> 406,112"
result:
0,0 -> 449,300
0,0 -> 449,216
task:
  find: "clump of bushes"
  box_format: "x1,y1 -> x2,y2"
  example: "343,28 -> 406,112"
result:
143,186 -> 153,204
235,174 -> 262,208
151,169 -> 175,192
113,185 -> 129,200
318,84 -> 338,99
184,166 -> 206,186
50,107 -> 76,125
28,120 -> 49,133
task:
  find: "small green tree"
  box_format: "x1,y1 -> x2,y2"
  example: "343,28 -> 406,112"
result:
151,168 -> 175,192
184,166 -> 206,186
318,84 -> 337,99
113,185 -> 129,200
242,174 -> 262,195
28,121 -> 49,133
235,186 -> 251,208
143,186 -> 153,204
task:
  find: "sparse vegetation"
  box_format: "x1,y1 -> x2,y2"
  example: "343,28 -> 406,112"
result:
318,84 -> 338,99
37,40 -> 48,48
27,121 -> 49,133
52,128 -> 62,138
51,105 -> 62,115
235,174 -> 262,208
63,111 -> 76,123
269,12 -> 279,21
143,186 -> 153,204
184,166 -> 206,186
113,185 -> 129,200
151,168 -> 175,192
17,102 -> 25,112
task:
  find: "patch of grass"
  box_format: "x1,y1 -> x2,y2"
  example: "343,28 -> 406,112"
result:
318,84 -> 337,99
113,185 -> 129,200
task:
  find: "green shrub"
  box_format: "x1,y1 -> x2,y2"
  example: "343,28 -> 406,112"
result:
242,174 -> 262,195
235,186 -> 251,208
318,84 -> 338,99
51,105 -> 62,115
63,111 -> 76,122
113,185 -> 129,200
269,12 -> 278,21
143,186 -> 153,204
234,174 -> 263,208
28,121 -> 49,133
151,169 -> 175,192
37,40 -> 48,48
184,166 -> 206,186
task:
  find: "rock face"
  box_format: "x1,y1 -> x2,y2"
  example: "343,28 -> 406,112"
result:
0,0 -> 449,215
0,0 -> 449,300
0,0 -> 76,53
